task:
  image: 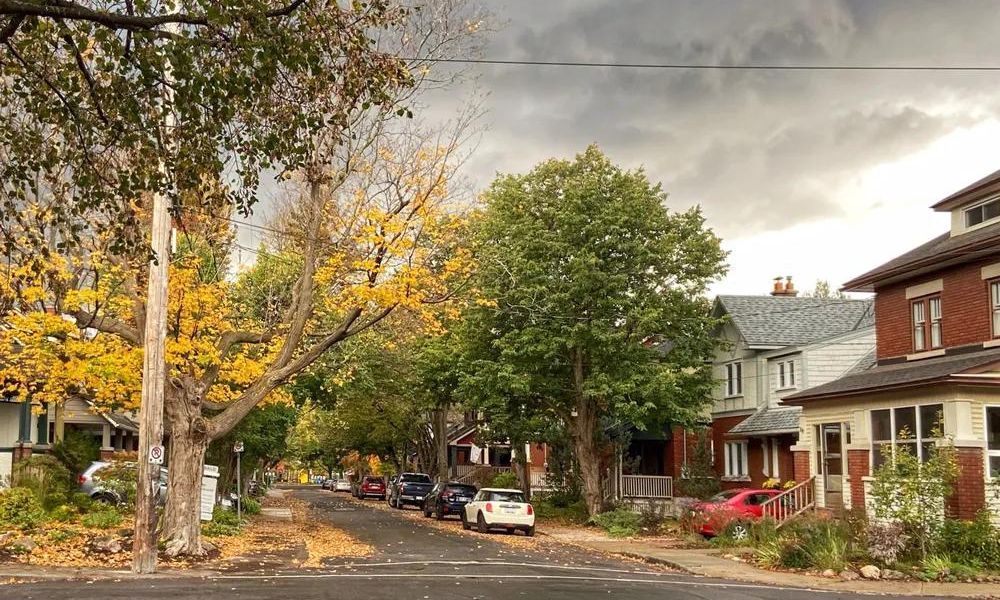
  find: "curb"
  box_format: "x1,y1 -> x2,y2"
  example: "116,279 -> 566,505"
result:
615,552 -> 696,575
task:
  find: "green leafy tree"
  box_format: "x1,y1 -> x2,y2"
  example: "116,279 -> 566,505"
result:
803,280 -> 848,299
869,426 -> 959,560
464,146 -> 727,515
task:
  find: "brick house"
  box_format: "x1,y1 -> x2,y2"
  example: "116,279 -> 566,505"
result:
784,169 -> 1000,519
702,283 -> 875,490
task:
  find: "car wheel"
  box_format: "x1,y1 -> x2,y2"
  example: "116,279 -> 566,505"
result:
726,521 -> 751,542
461,510 -> 471,530
93,492 -> 117,506
423,504 -> 432,518
435,505 -> 444,521
476,512 -> 489,534
525,526 -> 535,538
506,527 -> 515,535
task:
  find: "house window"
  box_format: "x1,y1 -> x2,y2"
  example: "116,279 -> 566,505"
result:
911,296 -> 942,352
987,406 -> 1000,478
725,362 -> 742,397
990,281 -> 1000,338
870,404 -> 944,468
762,438 -> 781,478
724,440 -> 748,477
777,359 -> 796,389
965,197 -> 1000,228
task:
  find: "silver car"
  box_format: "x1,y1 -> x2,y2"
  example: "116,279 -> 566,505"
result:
79,461 -> 168,505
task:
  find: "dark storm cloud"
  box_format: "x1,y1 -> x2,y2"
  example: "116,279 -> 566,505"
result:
442,0 -> 1000,239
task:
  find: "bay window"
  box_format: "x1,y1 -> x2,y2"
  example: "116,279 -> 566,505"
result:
870,404 -> 944,468
991,281 -> 1000,338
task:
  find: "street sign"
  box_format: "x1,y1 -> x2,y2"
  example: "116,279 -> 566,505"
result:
148,445 -> 165,465
233,441 -> 244,453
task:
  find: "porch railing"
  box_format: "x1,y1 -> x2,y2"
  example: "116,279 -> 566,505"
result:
761,476 -> 816,526
620,475 -> 673,499
529,470 -> 553,491
452,465 -> 512,484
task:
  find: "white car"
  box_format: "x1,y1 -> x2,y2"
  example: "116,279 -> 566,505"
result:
461,487 -> 535,536
334,479 -> 353,493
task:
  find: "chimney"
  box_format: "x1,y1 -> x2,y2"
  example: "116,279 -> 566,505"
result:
771,276 -> 785,296
770,275 -> 799,297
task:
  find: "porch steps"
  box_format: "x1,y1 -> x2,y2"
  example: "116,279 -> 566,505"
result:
760,476 -> 816,526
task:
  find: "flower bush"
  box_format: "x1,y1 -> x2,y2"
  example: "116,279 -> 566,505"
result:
0,487 -> 45,530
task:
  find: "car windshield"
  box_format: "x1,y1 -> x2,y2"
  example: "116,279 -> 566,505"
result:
707,490 -> 741,503
364,478 -> 383,484
446,485 -> 476,495
400,474 -> 431,483
488,491 -> 525,503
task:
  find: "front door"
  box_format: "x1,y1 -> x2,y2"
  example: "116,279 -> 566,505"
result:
820,423 -> 844,509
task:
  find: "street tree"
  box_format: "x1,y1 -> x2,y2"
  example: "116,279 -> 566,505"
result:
464,146 -> 727,515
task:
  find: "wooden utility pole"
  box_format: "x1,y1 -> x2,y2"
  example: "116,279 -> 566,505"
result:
133,38 -> 176,574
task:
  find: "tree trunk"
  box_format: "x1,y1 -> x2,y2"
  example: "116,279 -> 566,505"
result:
570,347 -> 603,516
433,408 -> 449,482
163,383 -> 210,557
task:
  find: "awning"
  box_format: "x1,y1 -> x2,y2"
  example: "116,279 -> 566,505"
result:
727,406 -> 801,437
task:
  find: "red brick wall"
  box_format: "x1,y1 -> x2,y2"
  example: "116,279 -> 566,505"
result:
948,447 -> 986,520
875,258 -> 1000,360
792,450 -> 811,482
775,436 -> 796,482
711,414 -> 748,485
847,449 -> 870,510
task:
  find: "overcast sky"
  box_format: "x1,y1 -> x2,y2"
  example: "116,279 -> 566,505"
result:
242,0 -> 1000,297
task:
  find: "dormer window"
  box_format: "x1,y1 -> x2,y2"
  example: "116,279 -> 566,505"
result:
964,196 -> 1000,228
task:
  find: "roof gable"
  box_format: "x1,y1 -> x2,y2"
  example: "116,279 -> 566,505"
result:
715,295 -> 874,348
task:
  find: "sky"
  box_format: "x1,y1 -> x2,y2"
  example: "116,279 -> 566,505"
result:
239,0 -> 1000,297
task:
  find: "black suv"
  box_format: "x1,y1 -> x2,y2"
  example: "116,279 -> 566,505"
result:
388,472 -> 434,509
422,482 -> 478,520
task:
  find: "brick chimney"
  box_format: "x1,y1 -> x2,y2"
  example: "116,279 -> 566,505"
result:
771,276 -> 799,297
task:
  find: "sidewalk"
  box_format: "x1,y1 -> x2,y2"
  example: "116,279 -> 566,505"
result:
543,529 -> 1000,598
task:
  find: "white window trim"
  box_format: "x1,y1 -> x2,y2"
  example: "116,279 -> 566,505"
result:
771,438 -> 780,479
724,440 -> 749,477
776,359 -> 797,390
991,281 -> 1000,339
964,195 -> 1000,231
724,361 -> 743,398
870,403 -> 944,467
986,405 -> 1000,479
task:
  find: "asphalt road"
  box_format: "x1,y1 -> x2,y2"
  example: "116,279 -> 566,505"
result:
4,486 -> 951,600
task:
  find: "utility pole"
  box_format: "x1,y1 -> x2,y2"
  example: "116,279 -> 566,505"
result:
133,28 -> 176,574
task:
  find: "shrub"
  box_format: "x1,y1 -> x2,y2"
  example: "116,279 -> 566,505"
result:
936,512 -> 1000,571
0,487 -> 45,530
241,496 -> 261,515
637,501 -> 669,531
69,492 -> 94,513
676,431 -> 721,500
800,521 -> 850,571
12,455 -> 72,510
48,528 -> 79,543
589,508 -> 642,538
81,508 -> 123,529
867,522 -> 910,566
490,471 -> 519,489
532,497 -> 589,524
50,429 -> 99,481
211,505 -> 241,527
92,460 -> 138,508
47,504 -> 78,523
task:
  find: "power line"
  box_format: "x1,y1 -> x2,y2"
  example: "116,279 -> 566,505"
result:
409,57 -> 1000,72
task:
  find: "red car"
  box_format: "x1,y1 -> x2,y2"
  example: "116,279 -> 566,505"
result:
356,476 -> 386,500
693,489 -> 782,539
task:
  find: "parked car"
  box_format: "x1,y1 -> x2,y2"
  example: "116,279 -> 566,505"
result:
388,472 -> 434,509
423,482 -> 477,520
79,461 -> 167,505
692,489 -> 783,539
321,478 -> 335,490
461,487 -> 534,536
334,478 -> 353,493
356,476 -> 386,500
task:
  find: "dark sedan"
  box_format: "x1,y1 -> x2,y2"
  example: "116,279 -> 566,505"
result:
422,482 -> 478,520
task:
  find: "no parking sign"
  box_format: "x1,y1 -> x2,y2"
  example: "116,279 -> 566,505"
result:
148,445 -> 165,465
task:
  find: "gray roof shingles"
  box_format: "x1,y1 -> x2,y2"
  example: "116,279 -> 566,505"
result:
728,406 -> 802,436
783,347 -> 1000,402
716,295 -> 874,347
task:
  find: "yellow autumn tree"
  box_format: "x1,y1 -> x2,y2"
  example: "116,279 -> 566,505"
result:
0,116 -> 476,556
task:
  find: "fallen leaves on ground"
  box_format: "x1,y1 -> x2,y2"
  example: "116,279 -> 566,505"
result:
207,494 -> 373,568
